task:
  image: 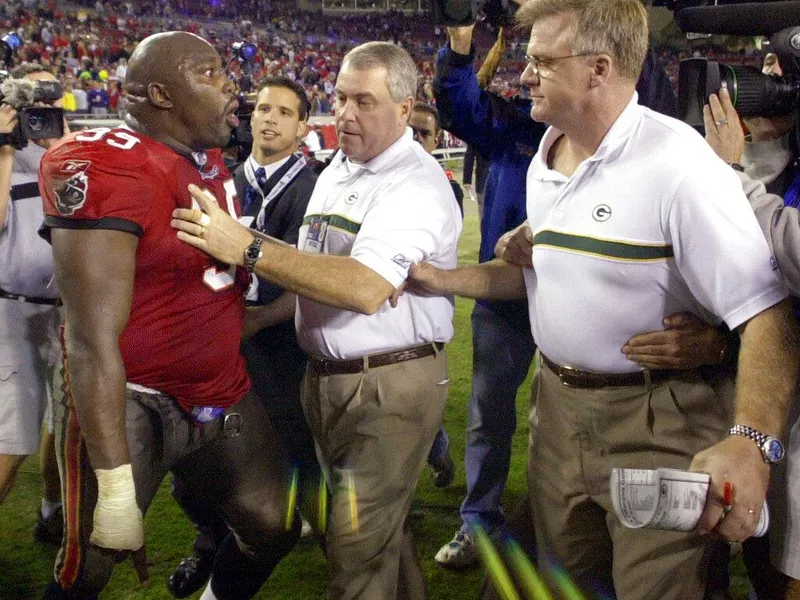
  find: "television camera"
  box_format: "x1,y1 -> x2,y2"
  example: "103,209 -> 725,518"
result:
654,1 -> 800,126
0,32 -> 65,148
430,0 -> 519,28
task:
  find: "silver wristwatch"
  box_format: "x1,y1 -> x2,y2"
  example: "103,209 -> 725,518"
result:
243,238 -> 263,274
728,424 -> 785,464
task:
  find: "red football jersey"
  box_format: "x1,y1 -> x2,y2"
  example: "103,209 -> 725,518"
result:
40,126 -> 250,411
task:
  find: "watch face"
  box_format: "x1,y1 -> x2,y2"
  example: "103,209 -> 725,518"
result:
765,438 -> 785,463
246,241 -> 262,259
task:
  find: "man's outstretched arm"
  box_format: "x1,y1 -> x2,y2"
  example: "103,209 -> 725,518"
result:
409,258 -> 527,300
173,185 -> 402,315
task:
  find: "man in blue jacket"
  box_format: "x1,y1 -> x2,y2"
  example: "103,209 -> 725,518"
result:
432,23 -> 544,569
432,23 -> 676,568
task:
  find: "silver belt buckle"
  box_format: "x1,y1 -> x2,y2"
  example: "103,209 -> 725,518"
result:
392,348 -> 418,362
558,365 -> 584,388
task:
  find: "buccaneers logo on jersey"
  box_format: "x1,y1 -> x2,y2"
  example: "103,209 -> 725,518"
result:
54,160 -> 91,216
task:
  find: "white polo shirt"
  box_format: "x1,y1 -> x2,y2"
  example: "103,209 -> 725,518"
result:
296,128 -> 462,359
523,93 -> 788,373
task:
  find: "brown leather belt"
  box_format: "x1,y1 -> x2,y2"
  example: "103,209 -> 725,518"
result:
540,353 -> 676,389
309,342 -> 444,376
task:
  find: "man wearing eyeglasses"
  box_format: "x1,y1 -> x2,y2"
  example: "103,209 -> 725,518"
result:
411,0 -> 800,597
430,11 -> 676,571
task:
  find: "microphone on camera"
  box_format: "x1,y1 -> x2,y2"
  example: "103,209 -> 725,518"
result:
0,78 -> 36,109
675,1 -> 800,36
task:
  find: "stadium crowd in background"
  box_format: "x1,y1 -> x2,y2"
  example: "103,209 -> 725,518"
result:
1,0 -> 770,122
1,0 -> 799,599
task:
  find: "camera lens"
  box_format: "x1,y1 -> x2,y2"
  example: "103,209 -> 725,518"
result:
721,65 -> 799,118
678,58 -> 800,125
27,113 -> 44,132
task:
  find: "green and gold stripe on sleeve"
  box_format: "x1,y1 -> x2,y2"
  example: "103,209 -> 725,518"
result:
302,214 -> 361,235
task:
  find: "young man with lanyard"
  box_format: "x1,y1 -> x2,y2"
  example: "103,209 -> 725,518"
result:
172,41 -> 462,600
235,79 -> 322,549
167,76 -> 322,599
38,32 -> 300,600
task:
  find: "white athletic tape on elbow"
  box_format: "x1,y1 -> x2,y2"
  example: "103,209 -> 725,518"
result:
90,463 -> 144,551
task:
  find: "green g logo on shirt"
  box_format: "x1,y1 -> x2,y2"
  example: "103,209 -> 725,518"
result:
592,204 -> 612,222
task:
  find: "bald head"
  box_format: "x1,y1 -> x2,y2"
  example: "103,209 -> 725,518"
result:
125,32 -> 216,100
121,30 -> 236,153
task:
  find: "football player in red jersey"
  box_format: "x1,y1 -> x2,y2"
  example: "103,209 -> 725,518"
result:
38,32 -> 300,600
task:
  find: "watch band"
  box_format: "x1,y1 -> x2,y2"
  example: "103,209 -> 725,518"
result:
729,424 -> 768,447
728,424 -> 785,464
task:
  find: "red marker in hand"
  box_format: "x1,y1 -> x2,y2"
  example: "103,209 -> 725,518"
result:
722,481 -> 734,516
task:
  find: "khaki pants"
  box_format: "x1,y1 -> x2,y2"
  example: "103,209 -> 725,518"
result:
301,350 -> 448,600
528,356 -> 731,600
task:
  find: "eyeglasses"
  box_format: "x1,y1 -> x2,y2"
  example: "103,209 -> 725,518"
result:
524,53 -> 596,76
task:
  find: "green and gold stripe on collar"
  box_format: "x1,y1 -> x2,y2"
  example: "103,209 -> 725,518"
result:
533,230 -> 674,262
303,213 -> 361,235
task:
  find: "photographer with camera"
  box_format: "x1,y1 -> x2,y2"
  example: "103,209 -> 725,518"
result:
462,27 -> 504,224
0,63 -> 67,545
704,52 -> 800,600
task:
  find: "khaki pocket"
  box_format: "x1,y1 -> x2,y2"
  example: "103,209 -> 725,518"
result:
652,373 -> 728,456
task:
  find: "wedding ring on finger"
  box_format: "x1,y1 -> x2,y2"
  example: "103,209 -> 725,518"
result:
198,213 -> 211,227
715,119 -> 729,126
199,225 -> 206,237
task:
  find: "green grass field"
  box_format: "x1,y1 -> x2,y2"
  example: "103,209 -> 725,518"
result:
0,209 -> 750,599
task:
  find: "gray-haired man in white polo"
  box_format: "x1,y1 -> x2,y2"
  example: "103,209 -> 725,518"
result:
172,41 -> 462,600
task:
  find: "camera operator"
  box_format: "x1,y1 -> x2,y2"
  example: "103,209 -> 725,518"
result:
705,53 -> 800,600
0,63 -> 67,544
